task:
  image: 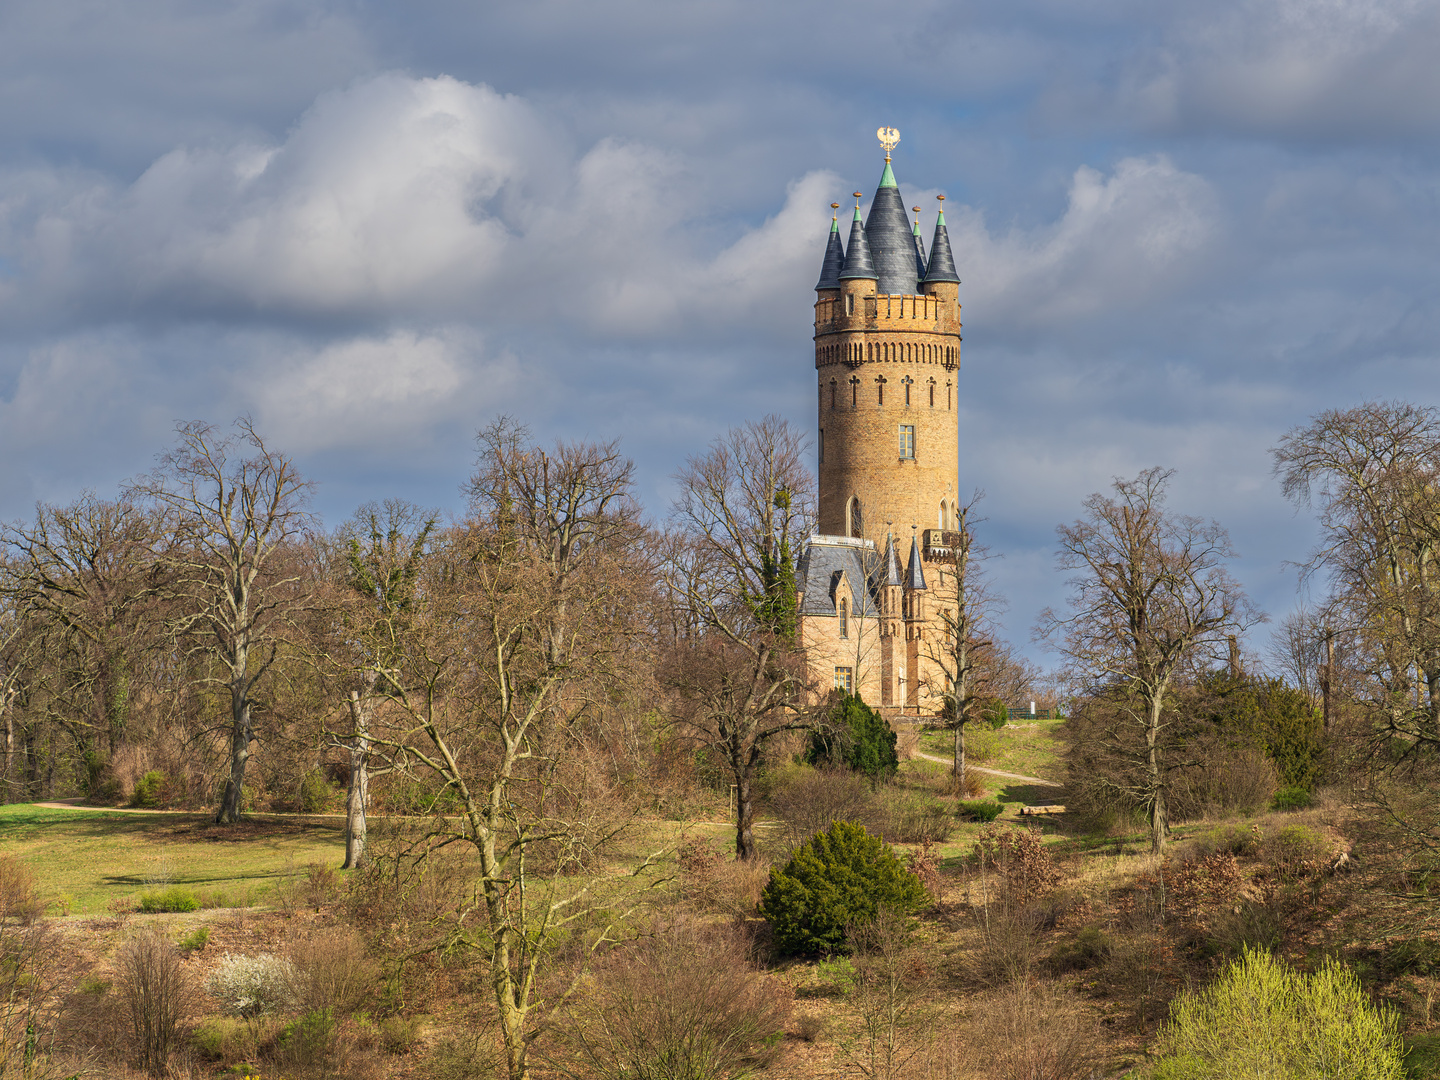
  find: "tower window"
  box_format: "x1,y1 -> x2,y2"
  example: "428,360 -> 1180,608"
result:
838,597 -> 848,638
846,294 -> 854,315
947,381 -> 953,409
902,375 -> 914,406
928,378 -> 936,407
899,425 -> 915,459
848,496 -> 864,538
850,376 -> 860,408
819,429 -> 824,464
876,376 -> 886,406
834,666 -> 854,693
830,379 -> 837,409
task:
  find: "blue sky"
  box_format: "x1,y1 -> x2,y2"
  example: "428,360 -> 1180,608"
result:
4,0 -> 1440,667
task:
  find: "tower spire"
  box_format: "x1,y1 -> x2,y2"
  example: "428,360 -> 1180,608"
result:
839,192 -> 876,281
865,130 -> 917,295
911,204 -> 927,280
922,194 -> 960,285
815,202 -> 845,290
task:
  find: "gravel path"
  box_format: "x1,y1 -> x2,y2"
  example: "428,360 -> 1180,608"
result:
914,750 -> 1062,788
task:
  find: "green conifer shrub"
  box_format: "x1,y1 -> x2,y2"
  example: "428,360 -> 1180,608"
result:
759,821 -> 928,956
807,693 -> 899,779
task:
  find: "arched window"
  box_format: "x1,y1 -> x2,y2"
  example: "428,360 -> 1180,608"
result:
928,378 -> 936,407
848,496 -> 864,539
902,375 -> 914,406
947,381 -> 953,409
876,376 -> 886,406
830,379 -> 837,409
838,597 -> 849,639
940,501 -> 948,530
850,375 -> 860,407
819,428 -> 824,464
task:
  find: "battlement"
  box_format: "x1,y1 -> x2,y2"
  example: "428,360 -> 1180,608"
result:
814,293 -> 961,337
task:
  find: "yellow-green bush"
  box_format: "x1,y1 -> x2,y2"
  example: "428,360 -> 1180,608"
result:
1152,948 -> 1403,1079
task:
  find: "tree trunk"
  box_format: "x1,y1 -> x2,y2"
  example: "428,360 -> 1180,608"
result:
735,764 -> 757,861
215,681 -> 252,824
2,690 -> 13,804
343,690 -> 370,869
953,718 -> 965,783
1147,696 -> 1166,854
1321,632 -> 1334,734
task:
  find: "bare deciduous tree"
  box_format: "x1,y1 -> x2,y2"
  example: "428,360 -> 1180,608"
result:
129,419 -> 312,824
666,416 -> 817,860
922,497 -> 1006,780
332,499 -> 436,868
1037,468 -> 1259,853
368,421 -> 660,1080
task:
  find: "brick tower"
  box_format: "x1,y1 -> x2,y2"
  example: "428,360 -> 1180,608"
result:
795,129 -> 963,715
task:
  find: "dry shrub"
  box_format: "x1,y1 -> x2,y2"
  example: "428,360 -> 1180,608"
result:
1100,930 -> 1182,1028
912,1028 -> 965,1080
550,918 -> 790,1080
1166,851 -> 1246,922
287,926 -> 377,1014
677,839 -> 770,918
964,908 -> 1043,989
907,841 -> 943,903
117,927 -> 187,1076
895,730 -> 919,762
1168,738 -> 1279,820
768,768 -> 878,848
0,919 -> 64,1075
0,855 -> 41,925
974,825 -> 1061,907
877,790 -> 955,844
840,908 -> 934,1079
970,981 -> 1103,1080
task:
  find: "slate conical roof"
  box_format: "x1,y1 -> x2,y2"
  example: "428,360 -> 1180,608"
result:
922,208 -> 960,285
905,535 -> 928,591
838,205 -> 876,281
912,216 -> 928,280
882,532 -> 903,587
865,161 -> 919,295
815,215 -> 845,291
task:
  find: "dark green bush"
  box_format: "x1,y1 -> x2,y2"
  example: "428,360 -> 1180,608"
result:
138,886 -> 200,913
758,820 -> 928,956
806,693 -> 898,778
958,799 -> 1004,823
131,770 -> 168,808
981,699 -> 1010,729
1270,786 -> 1312,811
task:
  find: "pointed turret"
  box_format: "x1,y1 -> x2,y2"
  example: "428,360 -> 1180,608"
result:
815,210 -> 845,291
922,198 -> 960,285
838,202 -> 876,281
911,206 -> 928,281
865,160 -> 918,295
905,534 -> 928,591
882,532 -> 903,587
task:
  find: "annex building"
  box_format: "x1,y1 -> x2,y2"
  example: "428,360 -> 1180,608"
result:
794,131 -> 962,718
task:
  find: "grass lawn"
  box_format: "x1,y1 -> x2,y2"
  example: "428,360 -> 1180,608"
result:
919,718 -> 1067,784
0,803 -> 346,915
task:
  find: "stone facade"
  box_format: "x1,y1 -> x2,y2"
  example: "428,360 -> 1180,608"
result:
795,152 -> 962,719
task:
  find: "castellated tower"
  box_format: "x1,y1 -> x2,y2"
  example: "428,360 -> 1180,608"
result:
814,156 -> 962,548
794,130 -> 962,717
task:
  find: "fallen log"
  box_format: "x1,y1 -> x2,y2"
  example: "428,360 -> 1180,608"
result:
1019,805 -> 1066,816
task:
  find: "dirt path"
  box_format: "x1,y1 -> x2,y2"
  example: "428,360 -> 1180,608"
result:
914,750 -> 1062,788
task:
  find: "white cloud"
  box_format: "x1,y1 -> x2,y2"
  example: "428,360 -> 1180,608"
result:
1110,0 -> 1440,139
0,74 -> 836,339
246,328 -> 502,454
951,155 -> 1220,328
